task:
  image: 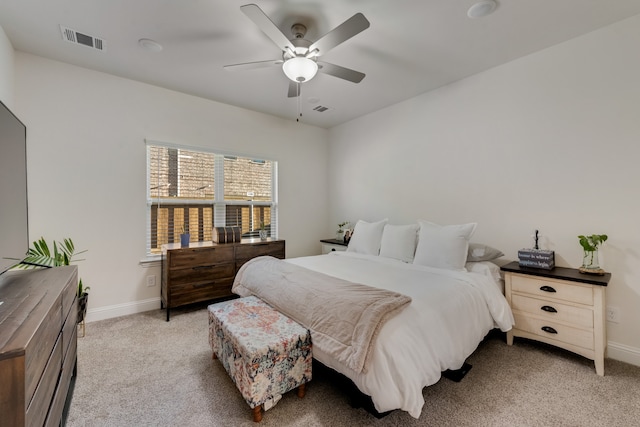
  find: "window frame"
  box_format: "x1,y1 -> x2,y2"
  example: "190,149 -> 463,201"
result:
145,140 -> 278,257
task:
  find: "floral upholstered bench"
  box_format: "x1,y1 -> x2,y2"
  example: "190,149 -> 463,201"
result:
208,296 -> 312,422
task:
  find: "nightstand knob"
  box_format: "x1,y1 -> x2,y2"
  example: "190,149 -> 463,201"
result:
540,285 -> 556,293
541,326 -> 558,334
541,305 -> 557,313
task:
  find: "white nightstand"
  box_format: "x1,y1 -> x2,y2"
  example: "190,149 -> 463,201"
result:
501,261 -> 611,375
320,239 -> 348,254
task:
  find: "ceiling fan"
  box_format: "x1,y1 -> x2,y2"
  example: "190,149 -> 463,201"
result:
224,4 -> 370,98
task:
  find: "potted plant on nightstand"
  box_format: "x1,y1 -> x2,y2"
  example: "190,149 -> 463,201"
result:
336,221 -> 349,241
578,234 -> 608,274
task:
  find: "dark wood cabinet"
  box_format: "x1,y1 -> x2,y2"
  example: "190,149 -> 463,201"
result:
162,239 -> 285,320
0,266 -> 78,426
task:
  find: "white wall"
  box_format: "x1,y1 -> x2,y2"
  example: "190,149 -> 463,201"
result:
0,25 -> 15,107
329,15 -> 640,366
14,53 -> 329,321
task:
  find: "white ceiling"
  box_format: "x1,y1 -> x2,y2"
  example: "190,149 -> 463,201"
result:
2,1 -> 640,128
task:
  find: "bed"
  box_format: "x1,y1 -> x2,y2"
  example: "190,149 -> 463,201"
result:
232,220 -> 514,418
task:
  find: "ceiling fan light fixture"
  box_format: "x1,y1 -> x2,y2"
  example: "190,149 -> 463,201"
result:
467,0 -> 498,19
283,57 -> 318,83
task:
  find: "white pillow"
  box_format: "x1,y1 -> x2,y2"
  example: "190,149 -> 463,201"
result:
467,243 -> 504,262
346,219 -> 388,255
413,220 -> 477,271
379,224 -> 419,263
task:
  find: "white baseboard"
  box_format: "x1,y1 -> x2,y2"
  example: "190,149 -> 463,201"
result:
84,297 -> 161,323
607,341 -> 640,368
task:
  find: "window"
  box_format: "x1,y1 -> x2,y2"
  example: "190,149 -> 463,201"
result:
146,141 -> 277,255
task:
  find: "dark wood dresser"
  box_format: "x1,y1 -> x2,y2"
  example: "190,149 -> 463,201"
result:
0,265 -> 78,426
161,239 -> 285,320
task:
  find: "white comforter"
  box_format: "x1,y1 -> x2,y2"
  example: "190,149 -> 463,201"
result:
286,251 -> 514,418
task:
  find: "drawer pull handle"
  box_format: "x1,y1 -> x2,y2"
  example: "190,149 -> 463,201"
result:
541,305 -> 557,313
541,326 -> 558,334
193,265 -> 214,270
540,285 -> 556,293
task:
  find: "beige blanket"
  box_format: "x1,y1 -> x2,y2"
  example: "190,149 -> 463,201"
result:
232,256 -> 412,374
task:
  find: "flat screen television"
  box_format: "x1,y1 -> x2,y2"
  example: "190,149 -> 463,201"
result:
0,100 -> 29,274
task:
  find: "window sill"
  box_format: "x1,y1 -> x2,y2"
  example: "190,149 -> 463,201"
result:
140,254 -> 162,267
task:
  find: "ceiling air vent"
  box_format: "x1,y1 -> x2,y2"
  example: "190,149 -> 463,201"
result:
60,26 -> 106,51
312,105 -> 332,113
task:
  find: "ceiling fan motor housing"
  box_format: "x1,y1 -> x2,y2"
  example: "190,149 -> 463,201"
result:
290,23 -> 307,39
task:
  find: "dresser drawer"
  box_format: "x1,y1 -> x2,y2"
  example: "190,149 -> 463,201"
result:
46,326 -> 77,427
25,297 -> 62,406
511,275 -> 593,305
170,278 -> 235,305
168,246 -> 235,269
168,263 -> 235,284
513,313 -> 594,350
62,296 -> 78,357
511,294 -> 593,329
26,333 -> 63,427
235,240 -> 285,260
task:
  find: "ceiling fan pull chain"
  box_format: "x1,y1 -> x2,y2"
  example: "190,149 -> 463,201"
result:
296,83 -> 302,122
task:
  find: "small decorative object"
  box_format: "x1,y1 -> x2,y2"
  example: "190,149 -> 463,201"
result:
578,234 -> 607,275
518,248 -> 555,270
180,223 -> 190,247
259,222 -> 268,241
518,229 -> 554,269
213,226 -> 241,243
336,221 -> 349,241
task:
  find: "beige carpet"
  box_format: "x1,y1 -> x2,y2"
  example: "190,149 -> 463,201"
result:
67,304 -> 640,426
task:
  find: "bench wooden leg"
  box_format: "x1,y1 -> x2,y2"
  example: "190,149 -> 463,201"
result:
252,405 -> 263,422
297,383 -> 306,398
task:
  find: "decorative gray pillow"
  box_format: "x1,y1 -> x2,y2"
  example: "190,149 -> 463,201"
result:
467,243 -> 504,262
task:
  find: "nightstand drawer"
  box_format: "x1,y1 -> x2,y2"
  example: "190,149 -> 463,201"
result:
513,313 -> 594,350
511,275 -> 593,305
511,294 -> 593,328
321,243 -> 347,254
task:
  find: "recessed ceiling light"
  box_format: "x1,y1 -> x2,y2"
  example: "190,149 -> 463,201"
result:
467,0 -> 498,19
138,38 -> 163,52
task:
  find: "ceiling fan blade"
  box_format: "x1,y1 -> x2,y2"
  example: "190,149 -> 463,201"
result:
287,81 -> 301,98
240,4 -> 293,52
309,13 -> 370,56
224,59 -> 283,71
317,61 -> 365,83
